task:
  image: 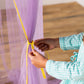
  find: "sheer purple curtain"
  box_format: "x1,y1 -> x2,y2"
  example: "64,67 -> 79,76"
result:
5,0 -> 48,84
0,0 -> 61,84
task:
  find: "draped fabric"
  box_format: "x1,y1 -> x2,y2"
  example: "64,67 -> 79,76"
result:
0,0 -> 61,84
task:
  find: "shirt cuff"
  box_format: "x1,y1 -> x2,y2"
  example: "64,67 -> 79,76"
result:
46,60 -> 55,75
83,32 -> 84,37
59,37 -> 66,50
46,60 -> 51,73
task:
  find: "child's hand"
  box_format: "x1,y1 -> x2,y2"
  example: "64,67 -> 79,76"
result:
34,38 -> 60,51
29,49 -> 48,68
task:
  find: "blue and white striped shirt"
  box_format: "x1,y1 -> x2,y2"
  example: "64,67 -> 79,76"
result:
46,32 -> 84,84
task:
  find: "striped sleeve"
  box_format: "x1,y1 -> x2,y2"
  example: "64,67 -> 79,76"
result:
46,60 -> 84,80
59,33 -> 84,50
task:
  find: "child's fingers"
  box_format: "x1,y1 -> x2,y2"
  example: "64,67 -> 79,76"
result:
34,39 -> 45,46
41,46 -> 49,51
29,52 -> 34,60
32,49 -> 38,55
38,43 -> 45,49
40,44 -> 49,51
29,52 -> 33,55
34,40 -> 41,46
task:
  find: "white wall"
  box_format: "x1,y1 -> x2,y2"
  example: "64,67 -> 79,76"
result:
0,0 -> 5,9
0,0 -> 84,9
77,0 -> 84,6
0,0 -> 75,9
0,0 -> 15,9
43,0 -> 75,5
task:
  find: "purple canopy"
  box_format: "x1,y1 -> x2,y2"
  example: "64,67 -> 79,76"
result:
0,0 -> 61,84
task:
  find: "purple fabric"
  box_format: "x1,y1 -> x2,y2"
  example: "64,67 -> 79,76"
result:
5,0 -> 48,84
0,0 -> 61,84
14,0 -> 48,84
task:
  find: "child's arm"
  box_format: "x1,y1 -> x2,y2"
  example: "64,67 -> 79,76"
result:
29,48 -> 84,81
29,44 -> 84,81
34,38 -> 60,51
46,59 -> 84,80
59,32 -> 84,50
34,32 -> 83,51
46,41 -> 84,80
